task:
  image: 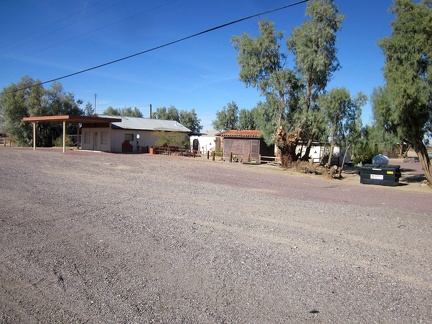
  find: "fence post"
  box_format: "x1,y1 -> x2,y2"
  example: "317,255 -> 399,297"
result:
230,152 -> 233,162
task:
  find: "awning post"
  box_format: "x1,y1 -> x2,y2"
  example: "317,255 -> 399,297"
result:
33,122 -> 36,150
62,121 -> 66,153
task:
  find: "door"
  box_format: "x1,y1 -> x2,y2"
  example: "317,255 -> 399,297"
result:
93,131 -> 100,150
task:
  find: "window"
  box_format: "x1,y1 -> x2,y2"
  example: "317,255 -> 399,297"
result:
125,134 -> 134,141
84,131 -> 90,144
101,132 -> 108,144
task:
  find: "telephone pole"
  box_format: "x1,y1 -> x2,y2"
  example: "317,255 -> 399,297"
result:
94,93 -> 97,115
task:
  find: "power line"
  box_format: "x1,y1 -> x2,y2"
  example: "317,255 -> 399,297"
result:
0,0 -> 180,67
0,0 -> 128,53
7,0 -> 309,93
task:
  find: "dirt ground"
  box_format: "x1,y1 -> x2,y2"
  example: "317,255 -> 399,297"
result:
0,147 -> 431,323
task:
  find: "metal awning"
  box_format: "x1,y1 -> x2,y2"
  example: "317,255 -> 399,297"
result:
22,115 -> 122,153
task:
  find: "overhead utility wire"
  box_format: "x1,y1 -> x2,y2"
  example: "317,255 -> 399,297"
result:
0,0 -> 180,67
12,0 -> 309,92
1,0 -> 129,54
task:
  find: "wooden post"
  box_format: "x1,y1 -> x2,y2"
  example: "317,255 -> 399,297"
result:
212,151 -> 215,161
230,152 -> 233,162
32,122 -> 36,150
248,153 -> 251,162
62,121 -> 66,153
207,151 -> 210,160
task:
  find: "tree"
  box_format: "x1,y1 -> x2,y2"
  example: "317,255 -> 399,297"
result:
287,0 -> 344,160
0,76 -> 84,147
103,106 -> 121,116
152,130 -> 187,148
251,101 -> 279,145
376,0 -> 432,184
102,106 -> 143,117
212,101 -> 239,131
84,102 -> 94,116
238,109 -> 256,130
232,20 -> 299,129
0,76 -> 40,145
45,82 -> 84,144
370,87 -> 403,153
179,109 -> 202,133
231,1 -> 343,167
318,88 -> 366,165
152,106 -> 180,121
153,105 -> 202,132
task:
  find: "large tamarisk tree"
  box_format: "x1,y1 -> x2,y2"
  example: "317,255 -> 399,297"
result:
287,0 -> 344,160
231,20 -> 301,167
374,0 -> 432,185
231,0 -> 343,167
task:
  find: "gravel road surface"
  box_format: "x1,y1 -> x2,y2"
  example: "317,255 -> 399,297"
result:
0,147 -> 431,323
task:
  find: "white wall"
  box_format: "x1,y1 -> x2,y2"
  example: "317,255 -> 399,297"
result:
190,135 -> 216,154
82,127 -> 189,153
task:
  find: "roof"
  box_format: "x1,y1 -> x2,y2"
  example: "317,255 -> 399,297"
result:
22,115 -> 122,124
219,130 -> 261,138
104,116 -> 191,133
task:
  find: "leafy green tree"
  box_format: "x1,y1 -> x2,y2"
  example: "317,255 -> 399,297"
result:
251,101 -> 279,145
103,106 -> 120,116
238,109 -> 256,130
370,87 -> 402,153
376,0 -> 432,184
152,130 -> 186,147
212,101 -> 239,131
84,102 -> 94,116
232,1 -> 343,167
103,106 -> 143,117
318,88 -> 367,165
153,105 -> 202,132
232,20 -> 299,129
122,107 -> 143,117
179,109 -> 202,133
0,76 -> 40,145
287,0 -> 344,160
0,77 -> 84,146
153,105 -> 180,121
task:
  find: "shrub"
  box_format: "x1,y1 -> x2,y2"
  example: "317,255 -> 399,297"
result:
54,135 -> 74,147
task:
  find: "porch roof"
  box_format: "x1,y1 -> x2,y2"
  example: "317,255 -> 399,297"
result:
22,115 -> 122,124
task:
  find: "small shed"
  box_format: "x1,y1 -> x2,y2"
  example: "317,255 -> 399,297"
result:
219,130 -> 273,163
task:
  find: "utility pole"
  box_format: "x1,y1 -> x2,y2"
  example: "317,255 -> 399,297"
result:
94,93 -> 97,115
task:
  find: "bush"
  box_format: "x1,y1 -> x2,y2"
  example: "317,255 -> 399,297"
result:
353,144 -> 380,165
54,135 -> 74,147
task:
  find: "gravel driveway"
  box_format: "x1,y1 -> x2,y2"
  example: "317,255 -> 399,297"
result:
0,147 -> 431,323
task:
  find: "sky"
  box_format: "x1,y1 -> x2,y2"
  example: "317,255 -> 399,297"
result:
1,0 -> 396,132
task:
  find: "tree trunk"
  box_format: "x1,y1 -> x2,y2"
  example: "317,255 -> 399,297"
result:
301,129 -> 315,161
413,139 -> 432,186
338,143 -> 351,178
327,126 -> 337,166
274,127 -> 300,168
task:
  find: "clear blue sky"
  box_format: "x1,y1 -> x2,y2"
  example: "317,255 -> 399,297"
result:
1,0 -> 395,131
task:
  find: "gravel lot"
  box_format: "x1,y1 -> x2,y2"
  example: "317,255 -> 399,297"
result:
0,147 -> 431,323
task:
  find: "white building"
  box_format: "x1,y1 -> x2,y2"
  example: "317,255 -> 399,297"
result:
189,130 -> 218,154
81,116 -> 191,153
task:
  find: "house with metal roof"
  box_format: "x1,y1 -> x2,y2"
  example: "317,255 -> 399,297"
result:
81,116 -> 191,153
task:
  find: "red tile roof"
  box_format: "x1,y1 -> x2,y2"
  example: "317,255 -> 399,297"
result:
219,130 -> 261,138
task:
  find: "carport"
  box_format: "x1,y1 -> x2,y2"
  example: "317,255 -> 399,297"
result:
22,115 -> 121,153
